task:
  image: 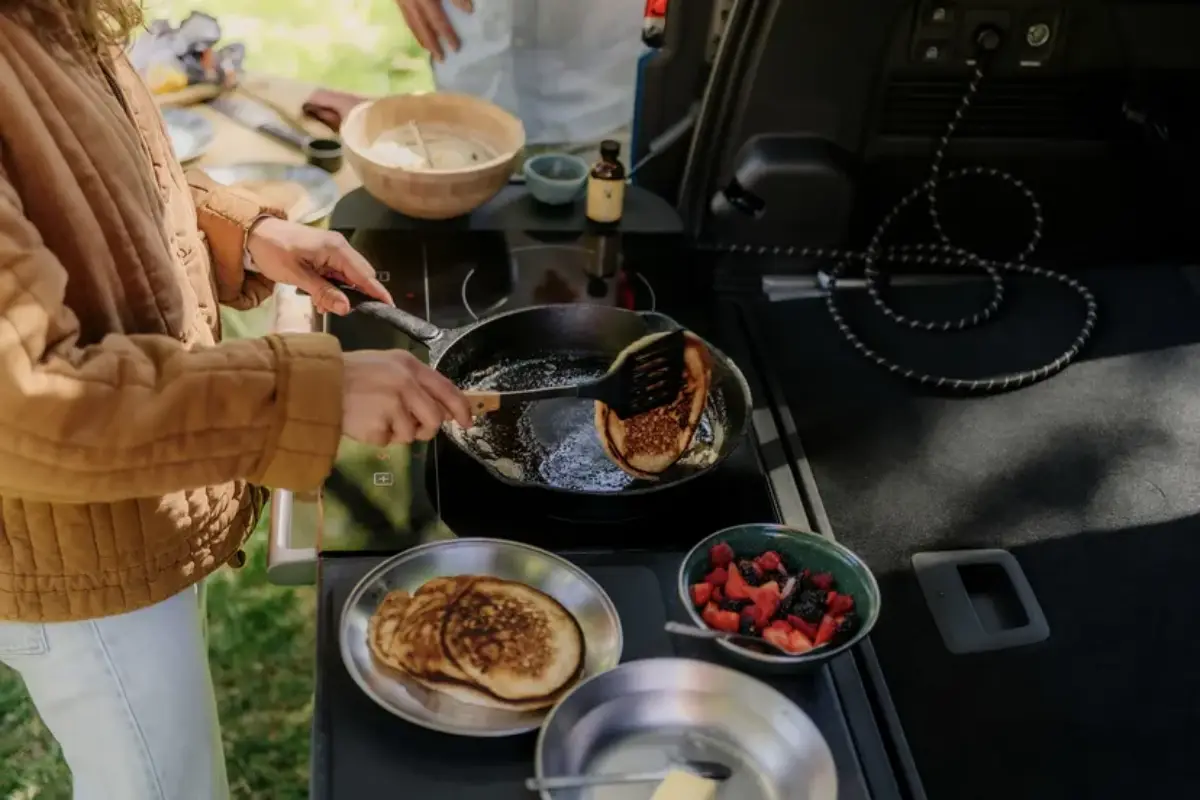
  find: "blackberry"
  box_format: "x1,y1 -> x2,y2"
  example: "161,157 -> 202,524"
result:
834,611 -> 859,643
738,616 -> 757,637
736,560 -> 764,587
791,589 -> 826,623
719,598 -> 750,613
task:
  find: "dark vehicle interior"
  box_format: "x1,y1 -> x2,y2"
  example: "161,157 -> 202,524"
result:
633,1 -> 1200,797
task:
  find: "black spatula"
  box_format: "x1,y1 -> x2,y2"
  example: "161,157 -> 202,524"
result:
466,330 -> 687,420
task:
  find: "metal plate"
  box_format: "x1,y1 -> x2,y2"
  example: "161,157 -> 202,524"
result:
536,658 -> 838,800
200,162 -> 339,225
162,107 -> 214,164
340,538 -> 624,737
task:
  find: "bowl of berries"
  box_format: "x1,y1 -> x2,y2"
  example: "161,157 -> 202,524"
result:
678,524 -> 880,670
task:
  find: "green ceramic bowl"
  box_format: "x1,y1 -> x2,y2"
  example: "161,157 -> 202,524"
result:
677,524 -> 880,671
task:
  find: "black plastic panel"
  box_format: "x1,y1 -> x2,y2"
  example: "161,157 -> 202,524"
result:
709,136 -> 855,247
691,0 -> 1200,263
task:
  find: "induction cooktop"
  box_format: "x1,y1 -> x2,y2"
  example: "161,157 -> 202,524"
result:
315,229 -> 777,553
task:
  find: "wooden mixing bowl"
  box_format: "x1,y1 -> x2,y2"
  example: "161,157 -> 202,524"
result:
341,93 -> 525,220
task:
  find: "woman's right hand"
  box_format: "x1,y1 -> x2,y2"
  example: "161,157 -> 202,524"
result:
341,350 -> 472,445
396,0 -> 474,61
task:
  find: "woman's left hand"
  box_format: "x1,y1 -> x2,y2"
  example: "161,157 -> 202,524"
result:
246,217 -> 394,314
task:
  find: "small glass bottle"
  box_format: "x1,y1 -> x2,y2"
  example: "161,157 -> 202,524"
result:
586,140 -> 627,226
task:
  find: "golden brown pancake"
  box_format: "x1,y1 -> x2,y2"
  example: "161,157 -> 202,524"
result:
441,578 -> 585,709
595,330 -> 713,479
372,576 -> 475,682
366,575 -> 585,712
367,589 -> 412,673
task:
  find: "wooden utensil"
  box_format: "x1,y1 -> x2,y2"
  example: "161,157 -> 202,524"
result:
407,120 -> 434,168
465,330 -> 686,418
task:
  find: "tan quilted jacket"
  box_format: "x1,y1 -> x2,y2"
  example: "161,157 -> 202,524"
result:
0,22 -> 344,621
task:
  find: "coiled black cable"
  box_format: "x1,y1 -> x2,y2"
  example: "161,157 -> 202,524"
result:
713,63 -> 1098,394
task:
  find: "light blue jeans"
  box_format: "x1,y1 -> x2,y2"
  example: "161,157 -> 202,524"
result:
0,587 -> 227,799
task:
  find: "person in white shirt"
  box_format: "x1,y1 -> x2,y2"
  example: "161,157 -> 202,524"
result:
394,0 -> 646,162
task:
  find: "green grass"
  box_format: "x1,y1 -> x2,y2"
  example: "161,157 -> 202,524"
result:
1,5 -> 432,795
0,520 -> 314,800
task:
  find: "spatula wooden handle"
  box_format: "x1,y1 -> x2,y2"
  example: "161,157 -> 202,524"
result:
465,391 -> 502,416
464,384 -> 593,416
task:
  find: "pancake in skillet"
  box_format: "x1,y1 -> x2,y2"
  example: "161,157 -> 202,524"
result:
441,578 -> 585,709
595,330 -> 713,479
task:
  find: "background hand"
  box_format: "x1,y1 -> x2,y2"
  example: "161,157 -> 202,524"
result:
246,218 -> 392,315
396,0 -> 472,62
341,350 -> 472,445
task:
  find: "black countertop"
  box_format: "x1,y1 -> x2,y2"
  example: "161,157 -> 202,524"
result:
313,552 -> 876,800
331,184 -> 684,235
305,224 -> 916,798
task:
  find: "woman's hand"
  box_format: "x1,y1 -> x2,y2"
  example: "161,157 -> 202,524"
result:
396,0 -> 473,62
246,218 -> 393,315
343,350 -> 473,444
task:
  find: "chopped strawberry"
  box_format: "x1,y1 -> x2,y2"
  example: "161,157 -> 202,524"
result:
702,602 -> 721,628
709,542 -> 735,568
755,550 -> 783,572
709,608 -> 741,633
787,628 -> 815,653
814,613 -> 838,646
765,623 -> 814,654
711,586 -> 724,604
787,614 -> 819,640
827,591 -> 855,616
753,594 -> 780,622
754,579 -> 781,609
763,626 -> 792,651
810,572 -> 834,591
704,567 -> 729,587
690,583 -> 713,607
725,565 -> 754,600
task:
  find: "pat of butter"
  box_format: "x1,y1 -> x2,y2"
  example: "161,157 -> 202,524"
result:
650,769 -> 718,800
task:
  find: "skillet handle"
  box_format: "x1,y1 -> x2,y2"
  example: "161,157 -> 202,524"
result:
305,285 -> 446,344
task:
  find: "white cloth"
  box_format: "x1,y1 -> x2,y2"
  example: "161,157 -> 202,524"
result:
433,0 -> 646,146
0,588 -> 227,800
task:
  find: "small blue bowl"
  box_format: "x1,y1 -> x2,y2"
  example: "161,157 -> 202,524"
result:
523,153 -> 589,206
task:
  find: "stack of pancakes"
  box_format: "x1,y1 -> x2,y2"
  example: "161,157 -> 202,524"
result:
368,575 -> 586,711
596,330 -> 714,479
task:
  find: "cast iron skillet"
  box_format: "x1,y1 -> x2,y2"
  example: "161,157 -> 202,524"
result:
340,290 -> 752,496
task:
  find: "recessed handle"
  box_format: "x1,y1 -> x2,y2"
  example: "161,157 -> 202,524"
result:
912,549 -> 1050,654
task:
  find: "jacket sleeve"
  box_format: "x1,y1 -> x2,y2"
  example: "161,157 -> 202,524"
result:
0,167 -> 345,503
186,168 -> 283,311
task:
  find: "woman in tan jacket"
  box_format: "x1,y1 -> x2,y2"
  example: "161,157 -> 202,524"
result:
0,1 -> 472,797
